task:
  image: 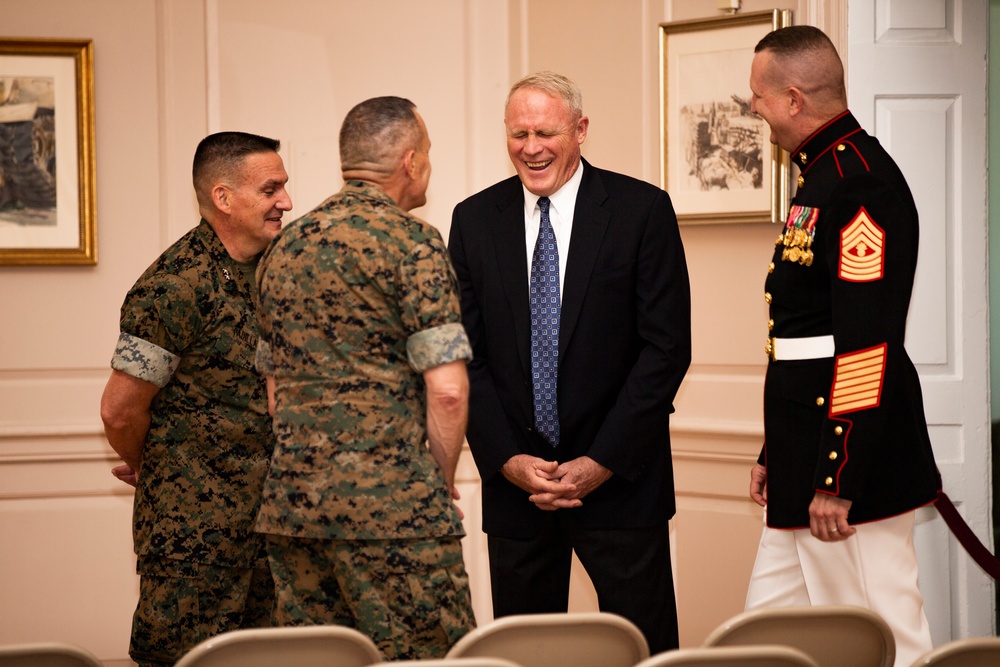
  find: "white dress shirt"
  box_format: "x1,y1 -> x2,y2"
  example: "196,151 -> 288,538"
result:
522,160 -> 584,296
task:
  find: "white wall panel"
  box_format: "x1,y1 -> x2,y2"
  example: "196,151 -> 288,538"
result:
0,496 -> 137,661
875,97 -> 956,366
852,0 -> 993,640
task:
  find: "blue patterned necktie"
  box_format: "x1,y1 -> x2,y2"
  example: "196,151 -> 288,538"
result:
530,196 -> 560,446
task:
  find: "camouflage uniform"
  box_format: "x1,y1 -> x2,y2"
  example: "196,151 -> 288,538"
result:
256,181 -> 475,660
112,220 -> 275,666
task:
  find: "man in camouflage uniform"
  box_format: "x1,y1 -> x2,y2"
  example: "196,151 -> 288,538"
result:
100,132 -> 292,666
255,96 -> 475,661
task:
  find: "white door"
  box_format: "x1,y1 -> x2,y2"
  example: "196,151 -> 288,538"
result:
848,0 -> 993,642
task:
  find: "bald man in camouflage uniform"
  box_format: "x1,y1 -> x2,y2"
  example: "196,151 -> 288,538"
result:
101,132 -> 292,667
255,97 -> 475,661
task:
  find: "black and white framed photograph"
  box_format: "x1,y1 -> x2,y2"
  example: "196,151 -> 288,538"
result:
660,10 -> 792,224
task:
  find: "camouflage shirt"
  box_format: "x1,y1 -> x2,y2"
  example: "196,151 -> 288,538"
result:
112,220 -> 273,568
255,181 -> 471,540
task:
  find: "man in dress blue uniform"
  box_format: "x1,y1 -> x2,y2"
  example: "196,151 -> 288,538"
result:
745,26 -> 941,666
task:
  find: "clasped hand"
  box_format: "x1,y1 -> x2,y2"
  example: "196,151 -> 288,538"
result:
501,454 -> 612,511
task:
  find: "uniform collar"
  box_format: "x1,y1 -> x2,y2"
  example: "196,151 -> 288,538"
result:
792,110 -> 864,176
341,179 -> 400,208
194,219 -> 253,292
195,218 -> 232,265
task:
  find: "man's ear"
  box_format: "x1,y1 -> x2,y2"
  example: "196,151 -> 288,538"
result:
211,184 -> 231,214
787,86 -> 805,117
402,149 -> 417,179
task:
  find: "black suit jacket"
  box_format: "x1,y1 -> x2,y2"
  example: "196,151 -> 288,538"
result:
448,159 -> 691,538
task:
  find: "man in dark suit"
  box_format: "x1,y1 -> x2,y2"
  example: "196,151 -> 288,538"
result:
448,71 -> 691,654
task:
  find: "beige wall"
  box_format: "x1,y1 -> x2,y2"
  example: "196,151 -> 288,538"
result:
0,0 -> 835,663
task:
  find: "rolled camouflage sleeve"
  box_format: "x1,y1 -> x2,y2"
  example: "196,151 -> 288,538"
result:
111,332 -> 181,388
255,338 -> 274,376
407,322 -> 472,373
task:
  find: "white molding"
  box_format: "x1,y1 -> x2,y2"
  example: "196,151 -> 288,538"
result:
205,0 -> 221,133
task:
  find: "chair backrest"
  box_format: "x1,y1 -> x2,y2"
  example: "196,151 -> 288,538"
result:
702,605 -> 895,667
0,642 -> 103,667
912,637 -> 1000,666
367,659 -> 523,667
173,625 -> 382,667
635,645 -> 820,667
446,612 -> 650,667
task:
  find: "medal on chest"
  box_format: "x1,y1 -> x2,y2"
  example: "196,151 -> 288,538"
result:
781,205 -> 820,266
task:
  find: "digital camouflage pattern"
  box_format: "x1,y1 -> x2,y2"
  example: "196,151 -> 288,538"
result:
255,180 -> 472,541
113,220 -> 274,568
129,558 -> 273,666
266,534 -> 474,660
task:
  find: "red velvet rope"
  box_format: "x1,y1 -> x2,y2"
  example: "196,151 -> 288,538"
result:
935,491 -> 1000,580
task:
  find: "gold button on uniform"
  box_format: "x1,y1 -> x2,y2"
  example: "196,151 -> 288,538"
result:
799,152 -> 808,163
768,262 -> 775,274
764,292 -> 772,304
829,451 -> 838,460
797,175 -> 805,188
834,426 -> 843,435
825,476 -> 833,486
815,397 -> 825,406
837,143 -> 846,151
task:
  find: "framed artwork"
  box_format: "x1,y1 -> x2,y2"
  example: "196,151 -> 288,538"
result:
0,38 -> 96,265
659,10 -> 792,224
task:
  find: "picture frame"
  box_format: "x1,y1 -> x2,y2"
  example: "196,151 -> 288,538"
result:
0,38 -> 96,265
659,10 -> 792,225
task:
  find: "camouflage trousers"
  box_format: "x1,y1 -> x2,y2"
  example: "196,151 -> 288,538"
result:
265,534 -> 476,661
129,557 -> 274,667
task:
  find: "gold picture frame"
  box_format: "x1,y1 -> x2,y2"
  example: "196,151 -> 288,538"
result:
0,38 -> 96,265
659,10 -> 792,224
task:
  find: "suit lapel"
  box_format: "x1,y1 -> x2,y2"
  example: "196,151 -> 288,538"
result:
561,162 -> 609,355
490,183 -> 533,375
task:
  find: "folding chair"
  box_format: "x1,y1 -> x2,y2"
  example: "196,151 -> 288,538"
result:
447,612 -> 649,667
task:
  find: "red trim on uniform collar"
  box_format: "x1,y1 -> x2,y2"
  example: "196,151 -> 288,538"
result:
793,110 -> 851,157
798,127 -> 864,178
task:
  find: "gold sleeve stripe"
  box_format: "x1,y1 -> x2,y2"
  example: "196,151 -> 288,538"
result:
839,207 -> 885,282
830,344 -> 886,415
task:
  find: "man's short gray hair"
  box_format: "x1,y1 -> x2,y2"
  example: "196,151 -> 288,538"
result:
506,71 -> 583,119
340,96 -> 421,173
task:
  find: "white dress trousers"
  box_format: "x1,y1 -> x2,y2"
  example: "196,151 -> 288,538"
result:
745,510 -> 932,667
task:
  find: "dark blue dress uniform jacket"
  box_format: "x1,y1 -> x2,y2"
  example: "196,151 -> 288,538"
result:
761,111 -> 941,529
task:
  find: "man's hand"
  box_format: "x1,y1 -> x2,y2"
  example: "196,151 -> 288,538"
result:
749,464 -> 768,507
111,464 -> 138,488
502,454 -> 579,511
538,456 -> 611,505
809,492 -> 855,542
451,485 -> 465,521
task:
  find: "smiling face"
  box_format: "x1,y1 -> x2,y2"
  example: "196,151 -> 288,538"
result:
504,87 -> 588,198
227,151 -> 292,254
749,50 -> 799,153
